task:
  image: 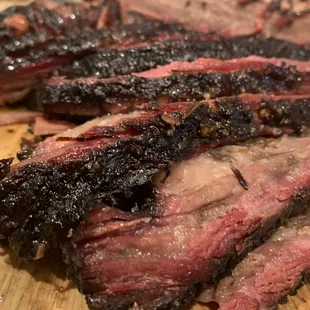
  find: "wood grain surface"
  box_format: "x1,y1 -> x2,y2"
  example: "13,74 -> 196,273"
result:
1,0 -> 310,309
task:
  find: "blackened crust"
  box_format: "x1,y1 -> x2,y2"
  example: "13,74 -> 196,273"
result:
0,0 -> 121,57
0,100 -> 257,259
37,64 -> 302,118
0,20 -> 201,73
59,34 -> 310,79
0,158 -> 13,180
3,95 -> 310,260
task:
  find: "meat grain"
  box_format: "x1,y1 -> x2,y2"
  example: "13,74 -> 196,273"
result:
65,134 -> 310,310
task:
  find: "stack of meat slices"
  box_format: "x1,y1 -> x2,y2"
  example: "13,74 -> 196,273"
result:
2,1 -> 310,310
0,0 -> 208,105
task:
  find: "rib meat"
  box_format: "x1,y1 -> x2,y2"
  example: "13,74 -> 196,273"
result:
197,210 -> 310,310
65,134 -> 310,310
1,94 -> 310,260
37,62 -> 308,118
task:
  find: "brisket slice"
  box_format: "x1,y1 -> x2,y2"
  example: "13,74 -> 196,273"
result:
1,94 -> 310,260
119,0 -> 310,43
58,34 -> 310,79
0,158 -> 13,181
133,56 -> 310,77
0,18 -> 199,63
37,63 -> 306,118
0,0 -> 122,57
0,20 -> 204,105
197,210 -> 310,310
0,0 -> 119,39
64,134 -> 310,310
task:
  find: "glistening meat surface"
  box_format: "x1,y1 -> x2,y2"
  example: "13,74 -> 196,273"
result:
0,19 -> 200,66
0,0 -> 123,105
0,18 -> 200,104
197,210 -> 310,310
38,63 -> 307,118
0,0 -> 119,39
65,134 -> 310,310
0,0 -> 122,61
2,94 -> 310,260
3,93 -> 310,262
3,27 -> 310,106
58,34 -> 310,79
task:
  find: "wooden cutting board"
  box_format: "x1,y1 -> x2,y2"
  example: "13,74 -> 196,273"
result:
1,1 -> 310,309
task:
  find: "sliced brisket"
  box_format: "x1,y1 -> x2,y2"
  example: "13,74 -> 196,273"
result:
0,19 -> 200,63
0,20 -> 204,105
65,134 -> 310,310
58,34 -> 310,79
197,210 -> 310,310
1,2 -> 310,309
1,95 -> 310,260
120,0 -> 310,43
0,0 -> 122,105
0,0 -> 120,39
37,62 -> 307,118
0,0 -> 122,57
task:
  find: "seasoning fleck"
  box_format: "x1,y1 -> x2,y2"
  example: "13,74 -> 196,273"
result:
230,165 -> 248,190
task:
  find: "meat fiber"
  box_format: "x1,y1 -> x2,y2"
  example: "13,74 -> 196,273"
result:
120,0 -> 310,43
65,134 -> 310,310
58,34 -> 310,79
197,210 -> 310,310
37,62 -> 307,118
0,19 -> 199,62
1,94 -> 310,260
